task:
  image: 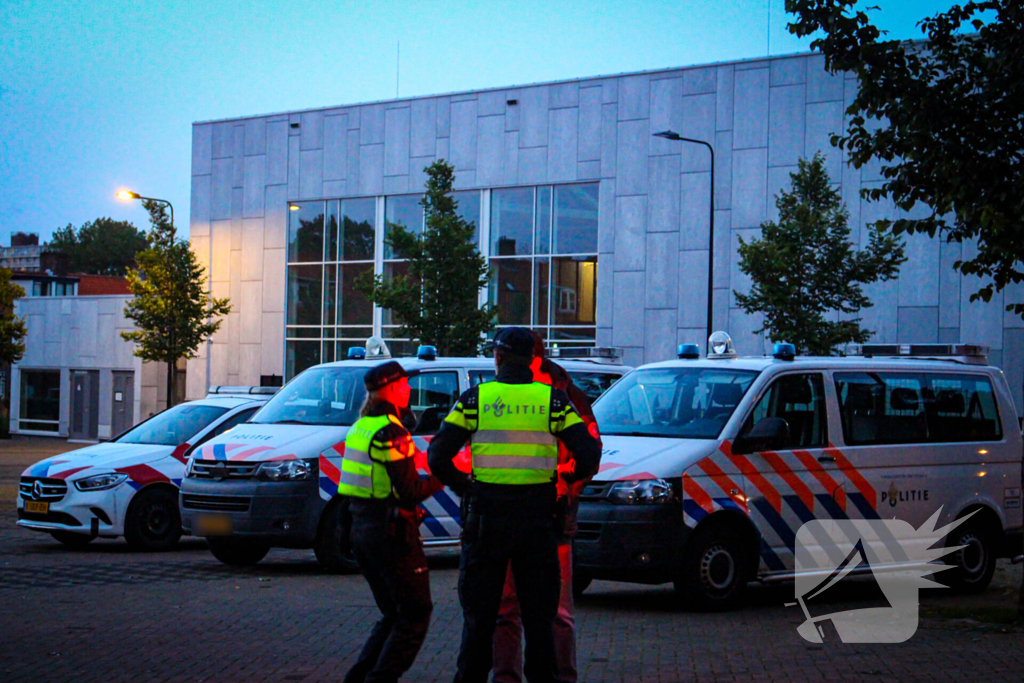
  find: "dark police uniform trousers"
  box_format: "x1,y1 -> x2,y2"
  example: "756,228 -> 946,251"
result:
344,500 -> 433,683
457,486 -> 562,683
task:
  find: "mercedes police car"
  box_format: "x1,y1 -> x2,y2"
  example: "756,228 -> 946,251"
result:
179,340 -> 629,570
17,387 -> 276,550
574,332 -> 1023,609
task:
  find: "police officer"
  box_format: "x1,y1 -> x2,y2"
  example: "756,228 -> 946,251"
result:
340,361 -> 443,683
492,332 -> 602,683
427,327 -> 602,683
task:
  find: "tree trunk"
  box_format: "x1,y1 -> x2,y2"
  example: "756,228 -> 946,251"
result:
166,360 -> 174,410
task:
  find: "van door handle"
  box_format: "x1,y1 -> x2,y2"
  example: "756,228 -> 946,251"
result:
817,455 -> 836,463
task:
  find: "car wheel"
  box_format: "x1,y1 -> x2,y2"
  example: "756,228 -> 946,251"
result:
124,487 -> 182,551
50,530 -> 94,548
675,522 -> 750,611
207,537 -> 270,567
938,516 -> 997,594
314,499 -> 359,574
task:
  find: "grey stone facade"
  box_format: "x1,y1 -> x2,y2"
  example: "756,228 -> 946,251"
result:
187,51 -> 1023,412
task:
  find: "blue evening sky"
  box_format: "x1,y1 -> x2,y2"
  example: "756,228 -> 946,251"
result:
1,0 -> 954,244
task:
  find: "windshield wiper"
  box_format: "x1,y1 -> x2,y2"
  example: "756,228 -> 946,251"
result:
257,419 -> 316,425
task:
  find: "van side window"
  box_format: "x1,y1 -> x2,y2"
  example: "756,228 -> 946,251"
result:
741,373 -> 827,449
409,372 -> 460,434
834,372 -> 1003,445
469,370 -> 495,387
567,371 -> 621,402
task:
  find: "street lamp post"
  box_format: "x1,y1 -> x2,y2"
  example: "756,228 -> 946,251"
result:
116,190 -> 174,229
115,189 -> 178,408
652,130 -> 715,347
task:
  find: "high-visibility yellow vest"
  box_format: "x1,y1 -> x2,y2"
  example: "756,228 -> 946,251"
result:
338,414 -> 402,499
468,382 -> 572,485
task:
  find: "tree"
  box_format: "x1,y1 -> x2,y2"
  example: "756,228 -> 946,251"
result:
0,268 -> 26,437
120,201 -> 231,408
734,154 -> 906,355
48,218 -> 148,275
786,0 -> 1024,315
357,160 -> 494,356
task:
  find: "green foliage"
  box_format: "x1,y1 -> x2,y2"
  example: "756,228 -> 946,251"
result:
787,0 -> 1024,315
48,218 -> 148,275
356,160 -> 494,356
120,201 -> 230,397
735,155 -> 906,355
0,267 -> 27,365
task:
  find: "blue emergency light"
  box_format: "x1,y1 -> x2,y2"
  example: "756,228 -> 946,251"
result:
347,347 -> 367,359
417,345 -> 437,361
677,343 -> 700,359
773,342 -> 796,361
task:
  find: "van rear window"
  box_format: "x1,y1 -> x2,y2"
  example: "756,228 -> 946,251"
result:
834,372 -> 1003,445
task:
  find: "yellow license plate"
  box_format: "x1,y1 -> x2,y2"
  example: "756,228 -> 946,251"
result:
25,501 -> 49,514
195,514 -> 232,536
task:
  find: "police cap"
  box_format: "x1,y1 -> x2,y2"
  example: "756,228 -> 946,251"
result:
363,361 -> 417,391
485,326 -> 535,358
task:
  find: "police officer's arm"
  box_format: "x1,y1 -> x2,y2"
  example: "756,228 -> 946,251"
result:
426,387 -> 477,496
549,388 -> 601,482
369,422 -> 443,506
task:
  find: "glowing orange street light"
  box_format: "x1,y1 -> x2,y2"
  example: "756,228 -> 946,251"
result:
116,189 -> 174,227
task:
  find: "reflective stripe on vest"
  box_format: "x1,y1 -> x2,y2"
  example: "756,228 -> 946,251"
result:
338,415 -> 394,498
472,382 -> 558,485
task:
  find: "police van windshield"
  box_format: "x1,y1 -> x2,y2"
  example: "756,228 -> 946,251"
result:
251,367 -> 367,426
594,367 -> 759,438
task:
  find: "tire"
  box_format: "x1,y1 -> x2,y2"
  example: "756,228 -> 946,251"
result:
314,499 -> 359,574
937,516 -> 998,594
50,530 -> 94,548
572,570 -> 593,599
207,537 -> 270,567
124,487 -> 182,551
675,523 -> 750,611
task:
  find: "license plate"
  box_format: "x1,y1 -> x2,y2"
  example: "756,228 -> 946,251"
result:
195,514 -> 232,536
25,501 -> 49,514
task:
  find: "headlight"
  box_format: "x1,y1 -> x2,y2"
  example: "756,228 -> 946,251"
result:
74,473 -> 129,492
256,458 -> 318,481
607,479 -> 674,505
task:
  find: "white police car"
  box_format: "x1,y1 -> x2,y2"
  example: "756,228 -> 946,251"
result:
17,387 -> 276,550
180,341 -> 629,570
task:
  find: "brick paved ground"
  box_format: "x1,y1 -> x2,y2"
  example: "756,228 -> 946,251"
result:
3,438 -> 1024,681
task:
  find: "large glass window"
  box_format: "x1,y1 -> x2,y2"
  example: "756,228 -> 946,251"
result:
594,367 -> 759,438
381,191 -> 481,354
19,370 -> 61,432
834,372 -> 1003,445
287,199 -> 377,378
489,183 -> 598,346
282,185 -> 592,378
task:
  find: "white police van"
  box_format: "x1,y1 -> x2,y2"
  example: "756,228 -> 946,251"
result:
575,332 -> 1023,609
17,387 -> 276,550
179,341 -> 629,570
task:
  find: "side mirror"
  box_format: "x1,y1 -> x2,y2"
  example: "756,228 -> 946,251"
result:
733,417 -> 790,455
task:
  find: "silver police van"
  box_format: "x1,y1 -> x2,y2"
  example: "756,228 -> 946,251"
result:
575,333 -> 1023,609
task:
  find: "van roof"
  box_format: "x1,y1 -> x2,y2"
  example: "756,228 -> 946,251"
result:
313,356 -> 632,372
637,356 -> 999,373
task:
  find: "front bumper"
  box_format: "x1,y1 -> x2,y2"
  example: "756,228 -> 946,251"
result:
573,500 -> 688,584
179,478 -> 324,547
16,480 -> 126,538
